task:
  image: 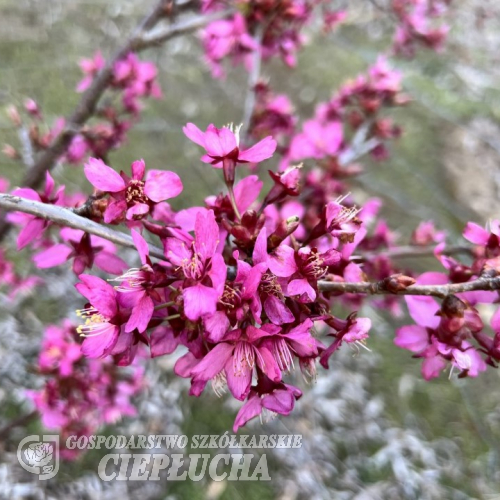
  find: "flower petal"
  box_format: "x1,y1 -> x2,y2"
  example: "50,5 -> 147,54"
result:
84,158 -> 125,192
144,170 -> 183,202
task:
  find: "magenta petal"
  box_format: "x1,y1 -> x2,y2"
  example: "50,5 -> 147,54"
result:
262,389 -> 294,415
81,324 -> 119,358
183,284 -> 219,321
78,275 -> 117,318
194,210 -> 219,261
131,159 -> 146,180
126,294 -> 154,333
33,244 -> 72,268
94,251 -> 128,275
264,295 -> 295,324
183,123 -> 206,147
204,311 -> 230,342
11,188 -> 41,201
191,342 -> 234,381
421,355 -> 446,380
144,170 -> 183,202
131,229 -> 149,264
233,393 -> 263,432
491,306 -> 500,332
268,245 -> 297,277
150,326 -> 179,357
253,227 -> 268,266
204,125 -> 237,157
238,136 -> 277,163
174,352 -> 200,378
463,222 -> 489,246
225,356 -> 252,401
208,253 -> 227,294
234,175 -> 263,213
104,199 -> 127,223
84,158 -> 125,192
126,203 -> 149,220
287,278 -> 316,302
17,218 -> 46,249
394,325 -> 429,352
256,346 -> 282,382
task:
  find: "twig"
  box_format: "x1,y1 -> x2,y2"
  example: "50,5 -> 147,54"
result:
0,194 -> 165,260
2,194 -> 493,299
17,126 -> 35,169
317,275 -> 500,298
0,2 -> 232,239
241,25 -> 264,139
136,9 -> 232,50
338,119 -> 380,167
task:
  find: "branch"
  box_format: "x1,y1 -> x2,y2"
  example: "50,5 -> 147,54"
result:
1,194 -> 491,299
241,25 -> 264,139
135,9 -> 232,50
0,2 -> 232,238
0,194 -> 165,260
317,275 -> 500,299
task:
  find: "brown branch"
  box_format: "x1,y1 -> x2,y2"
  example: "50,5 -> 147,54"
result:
2,194 -> 493,299
317,275 -> 500,299
0,2 -> 232,239
0,194 -> 165,260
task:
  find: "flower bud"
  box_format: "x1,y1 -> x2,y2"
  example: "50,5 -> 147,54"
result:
2,144 -> 19,159
6,105 -> 21,127
382,273 -> 416,293
269,216 -> 300,249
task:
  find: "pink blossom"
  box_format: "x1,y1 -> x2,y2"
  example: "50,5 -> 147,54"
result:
84,158 -> 183,223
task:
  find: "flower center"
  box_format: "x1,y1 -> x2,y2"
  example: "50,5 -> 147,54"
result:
125,179 -> 148,205
259,272 -> 284,299
181,244 -> 205,280
76,307 -> 109,336
108,268 -> 147,292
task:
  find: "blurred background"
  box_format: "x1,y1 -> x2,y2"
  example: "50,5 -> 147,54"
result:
1,0 -> 500,498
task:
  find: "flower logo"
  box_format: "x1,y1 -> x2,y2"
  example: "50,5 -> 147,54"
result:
24,442 -> 54,468
17,435 -> 59,480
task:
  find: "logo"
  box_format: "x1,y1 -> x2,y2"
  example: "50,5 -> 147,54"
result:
17,435 -> 59,480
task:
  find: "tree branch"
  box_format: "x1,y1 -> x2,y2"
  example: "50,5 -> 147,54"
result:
0,194 -> 165,260
317,275 -> 500,298
241,25 -> 264,139
1,193 -> 492,299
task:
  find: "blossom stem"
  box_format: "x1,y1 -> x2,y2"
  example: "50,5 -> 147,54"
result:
154,301 -> 175,310
164,314 -> 181,321
227,185 -> 242,220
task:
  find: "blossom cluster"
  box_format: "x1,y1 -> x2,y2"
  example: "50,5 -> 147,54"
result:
4,51 -> 161,167
392,0 -> 452,57
48,123 -> 378,432
395,220 -> 500,379
6,0 -> 496,447
201,0 -> 346,77
29,321 -> 144,458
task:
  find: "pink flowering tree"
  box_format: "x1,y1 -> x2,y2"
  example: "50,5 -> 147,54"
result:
2,0 -> 500,471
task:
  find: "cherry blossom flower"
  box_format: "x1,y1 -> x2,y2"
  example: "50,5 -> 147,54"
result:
84,158 -> 183,223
